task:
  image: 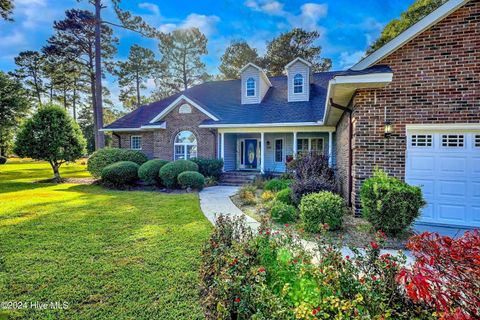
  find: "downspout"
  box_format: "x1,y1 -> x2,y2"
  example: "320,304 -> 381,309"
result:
329,98 -> 353,207
112,132 -> 121,148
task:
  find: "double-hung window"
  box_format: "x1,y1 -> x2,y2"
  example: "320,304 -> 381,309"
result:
246,78 -> 255,97
293,73 -> 303,93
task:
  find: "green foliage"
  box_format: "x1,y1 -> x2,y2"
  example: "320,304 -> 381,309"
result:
178,171 -> 205,190
300,191 -> 345,232
368,0 -> 447,54
239,184 -> 257,205
264,178 -> 291,192
276,187 -> 293,205
190,157 -> 224,179
159,159 -> 199,188
218,40 -> 260,79
138,159 -> 169,185
264,28 -> 332,76
260,190 -> 275,202
0,0 -> 14,21
270,201 -> 297,223
0,71 -> 30,157
14,104 -> 86,180
87,148 -> 148,178
204,176 -> 218,187
0,156 -> 7,164
360,169 -> 426,236
101,161 -> 139,187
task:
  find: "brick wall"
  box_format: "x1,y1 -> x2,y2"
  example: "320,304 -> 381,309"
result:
350,0 -> 480,212
113,102 -> 218,160
335,111 -> 351,205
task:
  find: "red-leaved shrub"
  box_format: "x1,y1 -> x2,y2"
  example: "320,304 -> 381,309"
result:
396,230 -> 480,319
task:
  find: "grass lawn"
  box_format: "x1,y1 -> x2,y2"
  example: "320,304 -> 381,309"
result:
0,159 -> 211,319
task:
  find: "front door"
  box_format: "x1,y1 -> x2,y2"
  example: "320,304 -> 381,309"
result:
244,139 -> 257,169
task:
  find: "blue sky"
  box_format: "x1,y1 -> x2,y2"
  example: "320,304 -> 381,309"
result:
0,0 -> 412,107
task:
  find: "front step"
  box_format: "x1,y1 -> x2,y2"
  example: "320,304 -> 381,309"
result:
219,171 -> 261,186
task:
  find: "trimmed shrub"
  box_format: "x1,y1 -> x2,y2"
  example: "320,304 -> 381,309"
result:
190,157 -> 224,179
87,148 -> 148,178
101,161 -> 139,186
290,153 -> 336,204
0,156 -> 6,165
276,187 -> 293,205
264,178 -> 291,192
300,191 -> 345,232
360,169 -> 425,236
178,171 -> 205,190
270,201 -> 297,223
159,159 -> 198,188
138,159 -> 169,185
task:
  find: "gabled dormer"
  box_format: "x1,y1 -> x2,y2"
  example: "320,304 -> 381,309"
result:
239,63 -> 272,104
285,57 -> 312,102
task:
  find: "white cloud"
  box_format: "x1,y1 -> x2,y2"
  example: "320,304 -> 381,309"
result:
339,50 -> 365,68
0,31 -> 27,48
138,2 -> 161,16
244,1 -> 328,32
158,14 -> 220,37
14,0 -> 60,29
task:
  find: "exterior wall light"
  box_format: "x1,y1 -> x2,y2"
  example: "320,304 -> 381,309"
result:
384,121 -> 393,138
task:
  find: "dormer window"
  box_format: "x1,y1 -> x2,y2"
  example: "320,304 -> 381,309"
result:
246,78 -> 256,97
293,74 -> 303,94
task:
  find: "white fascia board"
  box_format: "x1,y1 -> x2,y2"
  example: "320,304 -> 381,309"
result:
140,123 -> 166,129
332,73 -> 393,84
352,0 -> 470,70
199,121 -> 323,128
100,127 -> 143,132
284,57 -> 312,70
149,94 -> 219,123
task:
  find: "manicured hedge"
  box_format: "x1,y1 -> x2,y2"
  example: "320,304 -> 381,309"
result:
264,178 -> 291,192
360,170 -> 425,236
270,201 -> 297,223
0,156 -> 6,165
300,191 -> 345,232
276,187 -> 293,205
87,148 -> 148,178
138,159 -> 169,185
159,159 -> 198,188
101,161 -> 139,186
190,157 -> 223,179
178,171 -> 205,190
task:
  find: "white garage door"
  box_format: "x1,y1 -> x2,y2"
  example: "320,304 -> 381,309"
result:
406,129 -> 480,227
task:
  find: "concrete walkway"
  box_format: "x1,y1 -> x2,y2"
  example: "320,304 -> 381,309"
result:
199,186 -> 414,265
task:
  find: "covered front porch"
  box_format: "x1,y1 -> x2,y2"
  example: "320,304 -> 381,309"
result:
217,127 -> 336,173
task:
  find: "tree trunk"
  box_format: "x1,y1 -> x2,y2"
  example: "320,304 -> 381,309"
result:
73,85 -> 77,121
0,146 -> 5,157
94,0 -> 105,149
136,71 -> 140,107
50,161 -> 61,182
89,54 -> 98,150
182,51 -> 188,91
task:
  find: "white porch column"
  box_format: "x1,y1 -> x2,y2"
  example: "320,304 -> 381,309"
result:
293,132 -> 298,159
220,132 -> 225,171
260,132 -> 265,173
328,131 -> 333,166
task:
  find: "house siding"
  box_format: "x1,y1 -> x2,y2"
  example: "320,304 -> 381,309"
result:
241,65 -> 269,104
347,0 -> 480,213
287,61 -> 310,102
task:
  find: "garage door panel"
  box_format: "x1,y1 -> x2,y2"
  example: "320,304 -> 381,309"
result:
438,203 -> 466,222
407,130 -> 479,228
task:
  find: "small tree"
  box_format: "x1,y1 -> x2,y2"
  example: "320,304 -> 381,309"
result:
14,104 -> 86,181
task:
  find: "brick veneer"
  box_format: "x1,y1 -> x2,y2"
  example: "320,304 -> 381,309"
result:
343,0 -> 480,212
113,101 -> 217,160
335,111 -> 351,204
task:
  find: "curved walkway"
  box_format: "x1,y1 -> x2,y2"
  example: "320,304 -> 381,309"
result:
199,186 -> 414,265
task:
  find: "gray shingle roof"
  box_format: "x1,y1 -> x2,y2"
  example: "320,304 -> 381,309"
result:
104,65 -> 391,129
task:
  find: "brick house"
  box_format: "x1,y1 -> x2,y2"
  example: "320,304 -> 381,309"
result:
103,0 -> 479,228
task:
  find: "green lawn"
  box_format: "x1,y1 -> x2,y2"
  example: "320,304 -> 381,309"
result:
0,159 -> 211,319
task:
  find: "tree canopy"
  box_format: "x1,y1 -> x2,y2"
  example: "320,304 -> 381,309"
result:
0,71 -> 31,156
367,0 -> 447,54
219,40 -> 260,80
263,28 -> 332,76
14,105 -> 86,180
0,0 -> 13,21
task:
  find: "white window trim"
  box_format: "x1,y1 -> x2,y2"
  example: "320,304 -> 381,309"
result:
130,135 -> 142,150
410,134 -> 434,148
474,134 -> 480,148
274,138 -> 284,163
246,77 -> 256,97
296,137 -> 325,154
173,131 -> 198,160
293,74 -> 304,94
440,134 -> 465,149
